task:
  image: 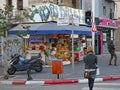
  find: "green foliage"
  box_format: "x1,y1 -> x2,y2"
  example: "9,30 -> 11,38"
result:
15,15 -> 23,21
4,5 -> 14,15
0,4 -> 30,37
0,9 -> 5,19
23,9 -> 30,18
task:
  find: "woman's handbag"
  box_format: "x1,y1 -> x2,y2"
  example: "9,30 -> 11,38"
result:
84,71 -> 90,78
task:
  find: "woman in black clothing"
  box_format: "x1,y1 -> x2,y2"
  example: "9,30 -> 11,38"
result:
84,46 -> 97,90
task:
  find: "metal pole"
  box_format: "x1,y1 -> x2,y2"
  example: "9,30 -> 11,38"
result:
57,74 -> 60,79
72,16 -> 75,74
92,0 -> 95,50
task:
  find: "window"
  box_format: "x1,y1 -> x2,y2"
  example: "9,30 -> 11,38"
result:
17,0 -> 23,10
72,0 -> 76,8
7,0 -> 12,6
103,6 -> 106,16
110,8 -> 113,19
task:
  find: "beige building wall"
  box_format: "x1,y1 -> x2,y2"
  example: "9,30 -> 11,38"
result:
117,2 -> 120,19
28,0 -> 80,9
114,1 -> 120,51
115,31 -> 120,51
62,0 -> 72,7
64,0 -> 80,9
56,0 -> 80,9
0,0 -> 7,9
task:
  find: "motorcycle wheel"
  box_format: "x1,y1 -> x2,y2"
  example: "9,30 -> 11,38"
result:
35,64 -> 43,72
7,67 -> 16,75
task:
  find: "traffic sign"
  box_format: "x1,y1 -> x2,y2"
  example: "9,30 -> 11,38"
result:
92,22 -> 97,32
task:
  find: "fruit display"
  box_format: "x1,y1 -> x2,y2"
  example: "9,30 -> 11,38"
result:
55,43 -> 71,61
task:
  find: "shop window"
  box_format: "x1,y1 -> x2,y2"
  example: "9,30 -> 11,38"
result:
17,0 -> 23,10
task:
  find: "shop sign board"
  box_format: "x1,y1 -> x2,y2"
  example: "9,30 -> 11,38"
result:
30,36 -> 44,43
98,18 -> 118,29
57,17 -> 69,26
70,34 -> 79,38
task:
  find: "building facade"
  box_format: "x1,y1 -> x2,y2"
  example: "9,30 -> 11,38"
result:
81,0 -> 115,19
0,0 -> 29,9
0,0 -> 120,53
81,0 -> 119,53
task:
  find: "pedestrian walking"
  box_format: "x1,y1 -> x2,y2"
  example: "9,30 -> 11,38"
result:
84,46 -> 97,90
108,40 -> 117,66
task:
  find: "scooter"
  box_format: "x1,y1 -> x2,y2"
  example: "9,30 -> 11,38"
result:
7,53 -> 43,75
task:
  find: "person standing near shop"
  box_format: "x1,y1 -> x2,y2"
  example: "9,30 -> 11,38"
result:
108,40 -> 117,66
84,46 -> 97,90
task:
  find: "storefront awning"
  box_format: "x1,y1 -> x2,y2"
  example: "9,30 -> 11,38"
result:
9,22 -> 100,35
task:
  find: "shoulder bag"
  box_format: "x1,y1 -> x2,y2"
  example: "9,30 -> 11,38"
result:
84,71 -> 91,78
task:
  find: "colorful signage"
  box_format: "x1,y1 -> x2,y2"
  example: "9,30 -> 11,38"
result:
99,18 -> 118,29
29,3 -> 85,25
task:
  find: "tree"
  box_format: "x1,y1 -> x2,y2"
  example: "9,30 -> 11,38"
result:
0,4 -> 30,79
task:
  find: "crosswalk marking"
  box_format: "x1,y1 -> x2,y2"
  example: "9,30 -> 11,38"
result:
82,87 -> 119,90
82,83 -> 120,90
94,83 -> 120,86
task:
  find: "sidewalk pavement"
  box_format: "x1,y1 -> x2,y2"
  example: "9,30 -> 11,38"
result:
0,52 -> 120,85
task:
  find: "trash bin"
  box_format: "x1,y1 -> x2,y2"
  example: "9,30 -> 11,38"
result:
52,59 -> 63,79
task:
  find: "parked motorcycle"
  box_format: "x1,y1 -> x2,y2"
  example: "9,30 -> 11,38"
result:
7,53 -> 43,75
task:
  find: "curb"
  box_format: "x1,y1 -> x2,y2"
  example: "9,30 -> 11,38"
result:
0,76 -> 120,85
